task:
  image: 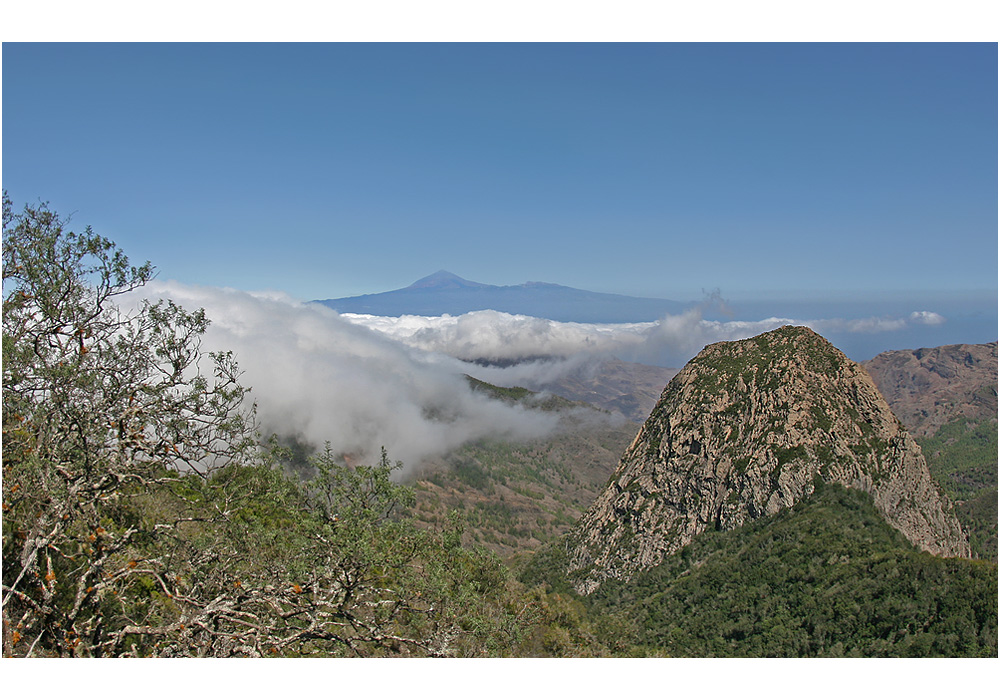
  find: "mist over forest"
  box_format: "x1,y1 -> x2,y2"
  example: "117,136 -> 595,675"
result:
123,278 -> 995,472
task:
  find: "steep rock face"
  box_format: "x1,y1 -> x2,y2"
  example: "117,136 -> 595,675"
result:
863,342 -> 998,437
566,326 -> 969,594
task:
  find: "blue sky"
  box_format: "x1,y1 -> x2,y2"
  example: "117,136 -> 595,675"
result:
2,43 -> 996,306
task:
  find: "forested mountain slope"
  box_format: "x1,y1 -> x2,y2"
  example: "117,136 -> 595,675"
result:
580,484 -> 996,657
0,196 -> 549,657
864,342 -> 998,561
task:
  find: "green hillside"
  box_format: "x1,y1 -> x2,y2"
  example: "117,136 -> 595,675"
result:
410,423 -> 637,558
559,483 -> 998,656
917,417 -> 998,561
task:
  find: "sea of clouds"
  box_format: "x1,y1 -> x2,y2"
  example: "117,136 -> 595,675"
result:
341,307 -> 948,369
126,281 -> 948,472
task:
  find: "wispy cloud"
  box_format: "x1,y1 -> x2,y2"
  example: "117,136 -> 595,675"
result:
910,311 -> 947,326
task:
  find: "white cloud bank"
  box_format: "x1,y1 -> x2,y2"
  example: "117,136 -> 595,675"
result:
124,282 -> 948,471
348,311 -> 657,361
128,282 -> 560,474
342,306 -> 948,369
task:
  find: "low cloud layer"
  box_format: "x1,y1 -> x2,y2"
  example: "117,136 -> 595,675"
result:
124,282 -> 950,472
343,305 -> 950,370
348,311 -> 656,361
128,282 -> 561,474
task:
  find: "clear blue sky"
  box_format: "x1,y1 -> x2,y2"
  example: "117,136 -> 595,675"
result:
2,43 -> 996,302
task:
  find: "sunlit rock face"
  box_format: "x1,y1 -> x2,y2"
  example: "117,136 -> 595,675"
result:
566,326 -> 969,595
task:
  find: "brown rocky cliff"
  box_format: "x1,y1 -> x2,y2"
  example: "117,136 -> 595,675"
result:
863,342 -> 998,437
566,326 -> 969,594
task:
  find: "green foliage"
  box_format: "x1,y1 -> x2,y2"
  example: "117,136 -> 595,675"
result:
518,539 -> 574,595
453,456 -> 491,491
510,585 -> 620,657
774,444 -> 809,467
1,194 -> 536,657
919,418 -> 998,502
587,484 -> 998,657
918,417 -> 998,562
465,375 -> 536,403
3,194 -> 255,656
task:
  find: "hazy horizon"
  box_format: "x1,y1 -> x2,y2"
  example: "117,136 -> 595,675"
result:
314,267 -> 997,362
3,42 -> 996,306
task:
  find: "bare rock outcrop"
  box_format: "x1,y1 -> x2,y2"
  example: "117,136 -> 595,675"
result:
566,326 -> 969,594
863,341 -> 998,437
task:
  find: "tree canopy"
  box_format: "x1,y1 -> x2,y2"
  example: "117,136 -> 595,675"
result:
1,194 -> 533,656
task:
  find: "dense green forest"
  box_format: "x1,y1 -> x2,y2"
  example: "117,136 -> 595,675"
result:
918,417 -> 998,561
522,483 -> 998,657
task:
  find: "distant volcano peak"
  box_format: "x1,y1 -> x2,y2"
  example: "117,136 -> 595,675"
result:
313,272 -> 687,323
406,270 -> 489,290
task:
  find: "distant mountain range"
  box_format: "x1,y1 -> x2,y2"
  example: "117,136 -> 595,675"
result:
313,270 -> 689,323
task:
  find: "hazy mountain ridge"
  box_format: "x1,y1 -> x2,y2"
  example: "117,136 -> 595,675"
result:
313,270 -> 688,323
486,357 -> 679,423
563,326 -> 969,594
